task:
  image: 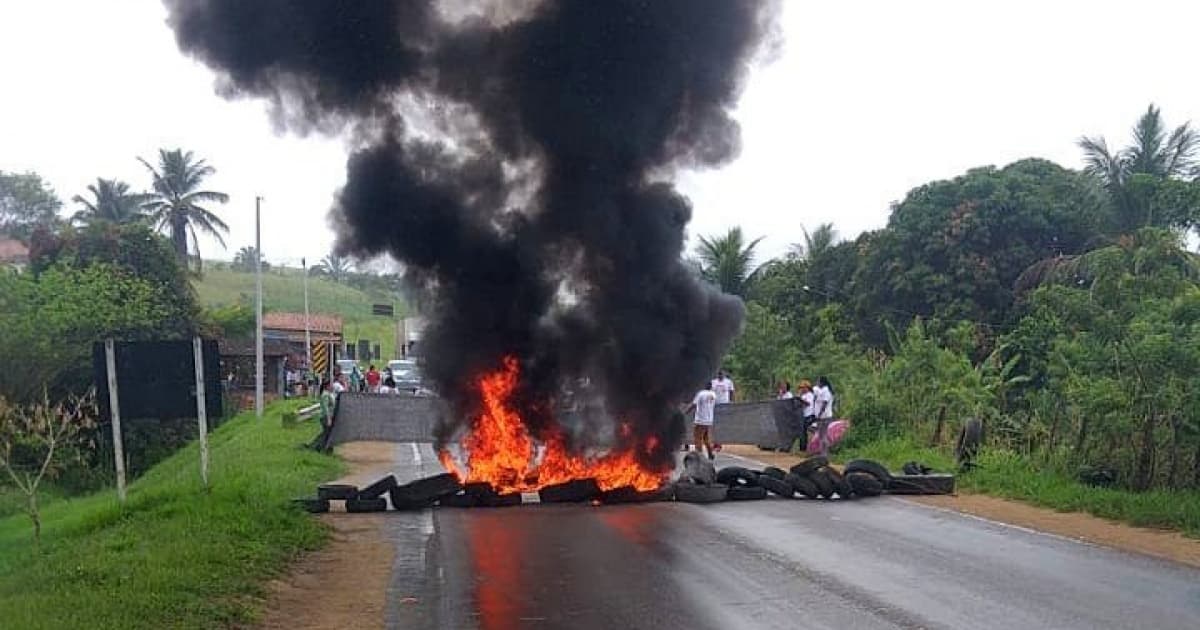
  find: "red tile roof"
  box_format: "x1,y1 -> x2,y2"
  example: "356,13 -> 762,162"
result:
263,312 -> 343,334
0,237 -> 28,263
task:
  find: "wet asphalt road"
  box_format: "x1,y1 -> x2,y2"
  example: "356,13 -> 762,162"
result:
379,443 -> 1200,630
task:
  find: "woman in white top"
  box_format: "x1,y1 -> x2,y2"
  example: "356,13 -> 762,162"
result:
812,376 -> 835,455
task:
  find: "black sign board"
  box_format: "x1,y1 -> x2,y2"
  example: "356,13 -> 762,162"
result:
371,303 -> 394,317
92,339 -> 222,422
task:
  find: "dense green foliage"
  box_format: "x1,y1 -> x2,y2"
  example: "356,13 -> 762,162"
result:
723,105 -> 1200,494
0,402 -> 343,629
0,171 -> 62,240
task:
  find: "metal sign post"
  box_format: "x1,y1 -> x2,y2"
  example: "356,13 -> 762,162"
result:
192,337 -> 210,488
255,195 -> 264,419
103,339 -> 127,504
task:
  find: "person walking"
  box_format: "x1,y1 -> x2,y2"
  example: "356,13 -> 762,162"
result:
309,380 -> 337,452
685,381 -> 718,460
812,376 -> 836,455
366,364 -> 381,393
712,370 -> 735,404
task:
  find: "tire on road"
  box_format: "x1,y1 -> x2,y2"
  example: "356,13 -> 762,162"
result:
810,469 -> 835,498
601,485 -> 672,504
682,452 -> 717,484
844,459 -> 893,485
760,466 -> 787,480
356,474 -> 399,500
539,478 -> 602,503
292,498 -> 330,513
346,497 -> 388,513
439,492 -> 478,508
887,473 -> 956,495
846,472 -> 884,497
757,474 -> 795,498
784,473 -> 820,498
317,483 -> 358,501
824,468 -> 854,499
726,485 -> 768,501
955,417 -> 984,466
675,482 -> 729,504
788,456 -> 828,477
715,466 -> 760,487
393,473 -> 463,505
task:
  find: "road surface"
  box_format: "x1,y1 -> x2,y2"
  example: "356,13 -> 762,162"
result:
376,443 -> 1200,630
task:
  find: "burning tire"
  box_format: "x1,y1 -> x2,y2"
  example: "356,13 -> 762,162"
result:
788,456 -> 828,477
844,459 -> 892,485
784,473 -> 820,499
317,484 -> 358,501
539,478 -> 602,503
824,468 -> 853,499
439,492 -> 478,508
726,485 -> 768,501
757,474 -> 795,498
357,475 -> 399,500
480,492 -> 522,507
346,497 -> 388,513
810,470 -> 835,498
292,498 -> 330,513
846,472 -> 884,497
600,485 -> 671,504
715,466 -> 760,487
675,481 -> 729,504
392,473 -> 463,506
887,473 -> 956,495
761,466 -> 786,481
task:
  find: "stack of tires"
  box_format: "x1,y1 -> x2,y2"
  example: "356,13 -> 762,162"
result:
776,456 -> 884,500
294,473 -> 465,513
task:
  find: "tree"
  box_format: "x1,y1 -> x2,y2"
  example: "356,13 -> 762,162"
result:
138,149 -> 230,270
313,252 -> 353,283
1079,104 -> 1200,232
0,391 -> 97,543
71,178 -> 147,226
0,171 -> 62,241
231,246 -> 268,272
695,227 -> 766,297
789,223 -> 838,260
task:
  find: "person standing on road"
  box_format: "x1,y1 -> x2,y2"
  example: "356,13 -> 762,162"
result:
310,380 -> 337,452
380,375 -> 397,395
366,364 -> 381,393
813,376 -> 836,455
712,370 -> 735,404
685,382 -> 718,460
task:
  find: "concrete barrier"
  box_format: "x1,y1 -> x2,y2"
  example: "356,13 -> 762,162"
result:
328,392 -> 786,448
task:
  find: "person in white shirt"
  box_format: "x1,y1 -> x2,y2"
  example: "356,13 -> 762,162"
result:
777,381 -> 794,400
685,382 -> 718,460
711,370 -> 735,404
812,376 -> 836,455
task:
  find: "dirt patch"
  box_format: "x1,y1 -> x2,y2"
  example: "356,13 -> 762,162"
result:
723,443 -> 1200,569
911,493 -> 1200,569
259,441 -> 398,630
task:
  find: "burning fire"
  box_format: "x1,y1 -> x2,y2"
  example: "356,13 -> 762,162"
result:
438,356 -> 668,493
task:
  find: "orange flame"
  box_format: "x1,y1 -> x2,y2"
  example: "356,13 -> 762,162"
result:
439,356 -> 668,493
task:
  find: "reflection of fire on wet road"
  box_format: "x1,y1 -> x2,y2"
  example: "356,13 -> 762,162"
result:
465,512 -> 527,630
439,357 -> 670,494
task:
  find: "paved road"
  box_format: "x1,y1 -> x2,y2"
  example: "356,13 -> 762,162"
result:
377,443 -> 1200,630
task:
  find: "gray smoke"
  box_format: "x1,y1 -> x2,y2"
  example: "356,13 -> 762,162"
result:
164,0 -> 777,468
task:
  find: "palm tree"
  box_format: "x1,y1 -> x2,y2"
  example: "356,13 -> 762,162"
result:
314,253 -> 353,283
1078,104 -> 1199,230
70,178 -> 147,226
789,223 -> 838,260
138,149 -> 230,270
232,246 -> 264,272
695,227 -> 766,297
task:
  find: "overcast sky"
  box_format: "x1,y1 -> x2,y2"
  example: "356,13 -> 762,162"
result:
3,1 -> 1199,267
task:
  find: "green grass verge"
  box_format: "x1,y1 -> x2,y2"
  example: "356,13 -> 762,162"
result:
0,401 -> 343,629
195,267 -> 407,360
837,435 -> 1200,538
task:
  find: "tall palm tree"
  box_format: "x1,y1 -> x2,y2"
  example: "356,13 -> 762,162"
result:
70,178 -> 148,226
314,253 -> 353,283
138,149 -> 230,269
695,227 -> 766,297
789,223 -> 838,260
232,246 -> 262,272
1078,104 -> 1199,230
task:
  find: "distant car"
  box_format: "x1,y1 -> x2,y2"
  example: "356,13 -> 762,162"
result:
386,358 -> 423,393
335,359 -> 363,384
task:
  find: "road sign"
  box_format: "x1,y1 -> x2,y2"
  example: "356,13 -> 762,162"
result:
312,340 -> 329,379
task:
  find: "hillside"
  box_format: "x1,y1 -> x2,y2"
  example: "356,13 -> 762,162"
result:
195,266 -> 409,360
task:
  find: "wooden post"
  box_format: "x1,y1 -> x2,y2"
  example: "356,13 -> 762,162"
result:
104,339 -> 127,504
193,337 -> 210,488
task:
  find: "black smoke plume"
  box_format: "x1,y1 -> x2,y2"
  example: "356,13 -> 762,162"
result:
164,0 -> 777,468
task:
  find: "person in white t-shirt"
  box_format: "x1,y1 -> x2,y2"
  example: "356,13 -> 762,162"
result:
812,376 -> 836,455
685,382 -> 718,460
711,370 -> 735,404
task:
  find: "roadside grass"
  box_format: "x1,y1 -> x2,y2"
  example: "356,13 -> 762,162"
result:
837,435 -> 1200,538
0,401 -> 343,629
195,267 -> 406,360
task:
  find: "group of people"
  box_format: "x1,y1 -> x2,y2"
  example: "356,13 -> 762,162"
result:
683,371 -> 839,460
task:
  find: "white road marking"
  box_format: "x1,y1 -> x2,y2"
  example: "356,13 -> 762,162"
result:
410,442 -> 422,466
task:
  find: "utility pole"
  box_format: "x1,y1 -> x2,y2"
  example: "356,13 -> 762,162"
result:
303,256 -> 312,387
255,196 -> 264,420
